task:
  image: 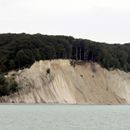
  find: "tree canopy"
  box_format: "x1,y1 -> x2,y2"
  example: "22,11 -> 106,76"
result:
0,33 -> 130,73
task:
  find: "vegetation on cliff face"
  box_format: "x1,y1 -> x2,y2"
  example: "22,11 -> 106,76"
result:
0,75 -> 18,96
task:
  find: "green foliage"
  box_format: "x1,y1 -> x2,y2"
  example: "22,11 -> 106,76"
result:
9,60 -> 15,70
0,33 -> 130,73
0,75 -> 19,96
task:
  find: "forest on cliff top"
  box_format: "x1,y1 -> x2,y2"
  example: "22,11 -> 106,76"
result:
0,33 -> 130,73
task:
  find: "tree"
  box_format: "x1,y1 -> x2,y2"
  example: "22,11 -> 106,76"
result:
9,60 -> 15,69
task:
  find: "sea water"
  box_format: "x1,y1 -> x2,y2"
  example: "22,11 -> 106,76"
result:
0,105 -> 130,130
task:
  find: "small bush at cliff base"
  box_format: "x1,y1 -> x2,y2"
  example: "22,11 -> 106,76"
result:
0,75 -> 19,96
8,78 -> 19,93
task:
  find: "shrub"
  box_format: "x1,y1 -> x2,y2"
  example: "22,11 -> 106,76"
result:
0,75 -> 19,96
46,68 -> 50,74
8,78 -> 19,93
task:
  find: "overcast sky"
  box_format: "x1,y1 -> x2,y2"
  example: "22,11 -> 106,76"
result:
0,0 -> 130,43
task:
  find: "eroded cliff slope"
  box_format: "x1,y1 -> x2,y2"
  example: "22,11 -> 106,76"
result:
1,59 -> 130,104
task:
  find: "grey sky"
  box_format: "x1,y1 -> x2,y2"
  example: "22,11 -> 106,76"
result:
0,0 -> 130,43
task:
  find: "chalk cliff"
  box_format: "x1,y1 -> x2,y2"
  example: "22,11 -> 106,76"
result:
1,59 -> 130,104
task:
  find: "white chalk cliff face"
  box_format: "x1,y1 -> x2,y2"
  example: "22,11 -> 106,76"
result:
1,59 -> 130,104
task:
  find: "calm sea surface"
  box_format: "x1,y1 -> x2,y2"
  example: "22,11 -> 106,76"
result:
0,105 -> 130,130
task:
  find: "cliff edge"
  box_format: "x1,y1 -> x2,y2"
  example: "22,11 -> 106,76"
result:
1,59 -> 129,104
